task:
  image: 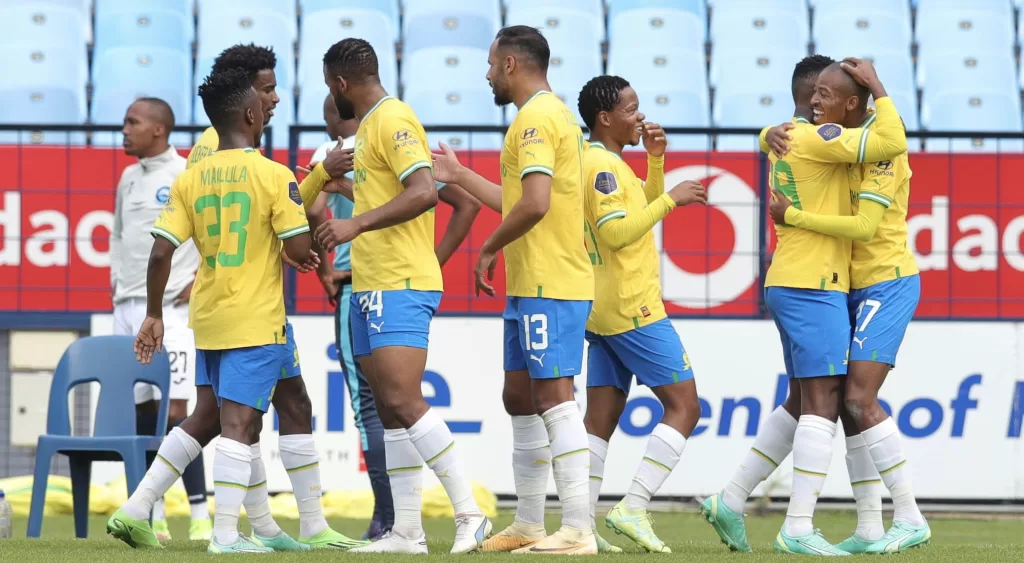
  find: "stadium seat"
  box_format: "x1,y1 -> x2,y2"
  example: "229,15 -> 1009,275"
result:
714,90 -> 793,151
6,44 -> 89,91
193,88 -> 293,151
401,47 -> 489,94
299,10 -> 397,93
624,90 -> 713,152
94,9 -> 193,54
915,1 -> 1015,54
0,5 -> 90,48
301,0 -> 400,40
710,49 -> 804,94
403,5 -> 500,55
0,87 -> 87,146
197,8 -> 297,88
504,6 -> 605,53
812,11 -> 911,57
91,89 -> 194,147
710,0 -> 809,54
517,0 -> 605,18
197,0 -> 295,20
609,8 -> 705,56
547,50 -> 604,122
922,91 -> 1024,152
608,48 -> 706,94
811,0 -> 910,21
607,0 -> 705,20
96,0 -> 193,17
26,336 -> 170,539
917,51 -> 1018,94
405,88 -> 504,151
403,0 -> 501,24
296,83 -> 332,149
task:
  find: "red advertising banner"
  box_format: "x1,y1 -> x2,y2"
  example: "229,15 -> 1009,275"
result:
0,146 -> 1022,320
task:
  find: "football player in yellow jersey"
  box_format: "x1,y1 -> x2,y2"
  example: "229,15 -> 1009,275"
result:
112,68 -> 309,555
433,26 -> 596,555
766,79 -> 929,554
700,57 -> 909,557
316,38 -> 489,555
575,75 -> 708,554
179,45 -> 367,552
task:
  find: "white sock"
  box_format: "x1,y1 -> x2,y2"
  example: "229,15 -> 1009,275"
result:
723,406 -> 796,513
279,434 -> 328,538
587,434 -> 607,526
512,415 -> 551,526
783,415 -> 837,538
845,434 -> 884,540
862,418 -> 926,526
408,408 -> 479,514
541,402 -> 590,530
191,501 -> 210,521
625,424 -> 686,511
212,438 -> 252,545
243,443 -> 282,538
152,498 -> 165,521
124,427 -> 203,520
385,428 -> 424,537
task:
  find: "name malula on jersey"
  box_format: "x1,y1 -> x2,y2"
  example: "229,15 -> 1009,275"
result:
200,165 -> 249,186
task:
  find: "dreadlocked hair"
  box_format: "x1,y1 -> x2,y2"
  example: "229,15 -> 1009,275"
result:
578,75 -> 631,130
198,68 -> 254,128
212,43 -> 276,81
323,38 -> 379,82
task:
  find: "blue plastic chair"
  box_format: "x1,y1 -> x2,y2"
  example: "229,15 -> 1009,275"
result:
813,11 -> 911,57
608,48 -> 706,93
196,8 -> 296,88
917,51 -> 1018,94
811,0 -> 910,21
517,0 -> 605,17
0,87 -> 87,146
94,8 -> 193,54
91,88 -> 193,148
403,0 -> 501,24
406,88 -> 504,151
710,0 -> 809,53
623,89 -> 712,152
710,48 -> 804,93
196,0 -> 296,20
403,12 -> 498,54
297,82 -> 332,149
5,44 -> 89,91
610,8 -> 705,56
301,0 -> 400,40
0,5 -> 90,48
608,0 -> 705,20
298,9 -> 397,89
27,336 -> 170,539
401,47 -> 490,94
916,1 -> 1015,54
714,89 -> 793,151
505,6 -> 605,52
922,90 -> 1023,153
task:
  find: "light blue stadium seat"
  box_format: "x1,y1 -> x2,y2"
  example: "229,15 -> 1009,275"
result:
193,87 -> 293,151
405,88 -> 504,151
6,44 -> 89,91
711,0 -> 809,54
811,0 -> 910,20
608,0 -> 705,20
197,0 -> 295,20
813,11 -> 911,57
624,90 -> 712,152
610,8 -> 705,56
548,50 -> 604,122
90,88 -> 193,147
94,9 -> 192,53
0,5 -> 89,49
505,6 -> 605,53
608,48 -> 706,93
517,0 -> 605,18
0,87 -> 87,145
197,8 -> 296,88
917,52 -> 1018,94
302,0 -> 400,40
915,1 -> 1015,54
296,83 -> 332,149
878,92 -> 920,132
403,0 -> 501,23
96,0 -> 193,16
402,47 -> 489,93
922,91 -> 1023,152
714,90 -> 792,151
710,48 -> 803,94
299,10 -> 397,93
809,50 -> 916,109
403,11 -> 499,54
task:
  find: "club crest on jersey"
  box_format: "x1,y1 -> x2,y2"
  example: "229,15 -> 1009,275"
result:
155,186 -> 170,204
288,182 -> 302,205
594,171 -> 618,194
817,124 -> 842,141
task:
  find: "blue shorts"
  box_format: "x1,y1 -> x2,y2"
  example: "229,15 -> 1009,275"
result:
586,318 -> 694,392
195,322 -> 300,385
503,297 -> 591,379
848,275 -> 920,366
765,286 -> 850,378
196,343 -> 291,412
350,289 -> 441,357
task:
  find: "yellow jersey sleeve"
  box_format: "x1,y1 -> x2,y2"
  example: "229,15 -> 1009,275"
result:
151,177 -> 193,247
298,163 -> 331,209
858,159 -> 898,209
515,112 -> 556,178
378,108 -> 432,183
784,199 -> 886,242
798,98 -> 907,164
642,155 -> 665,203
186,127 -> 218,170
758,125 -> 772,155
272,169 -> 311,240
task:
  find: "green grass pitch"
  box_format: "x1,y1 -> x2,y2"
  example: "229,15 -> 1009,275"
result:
1,510 -> 1021,561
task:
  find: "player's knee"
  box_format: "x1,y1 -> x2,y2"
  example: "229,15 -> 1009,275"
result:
843,385 -> 875,423
167,399 -> 189,422
502,385 -> 535,416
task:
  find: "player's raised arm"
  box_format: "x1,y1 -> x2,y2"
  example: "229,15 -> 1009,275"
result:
640,122 -> 667,203
435,182 -> 481,267
433,141 -> 503,213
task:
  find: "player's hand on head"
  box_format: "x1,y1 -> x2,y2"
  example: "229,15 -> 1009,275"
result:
321,147 -> 355,178
134,317 -> 164,365
668,180 -> 707,207
767,122 -> 794,158
768,188 -> 793,224
431,142 -> 463,184
641,122 -> 667,157
315,218 -> 362,251
473,248 -> 498,297
839,57 -> 880,87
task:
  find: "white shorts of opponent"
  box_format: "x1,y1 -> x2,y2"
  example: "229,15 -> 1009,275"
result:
113,297 -> 196,405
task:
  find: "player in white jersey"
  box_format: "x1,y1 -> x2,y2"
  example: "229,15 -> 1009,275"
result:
111,97 -> 211,541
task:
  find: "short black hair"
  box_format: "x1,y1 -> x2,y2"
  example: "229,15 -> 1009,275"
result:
791,54 -> 834,100
135,97 -> 175,130
495,26 -> 550,73
323,38 -> 378,82
578,75 -> 631,130
212,43 -> 276,81
198,68 -> 254,128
